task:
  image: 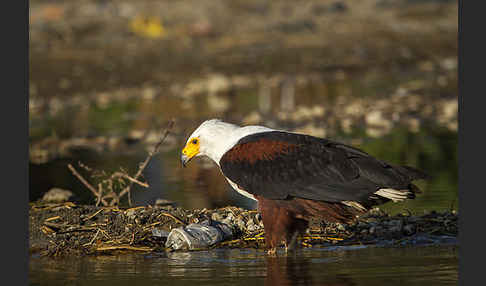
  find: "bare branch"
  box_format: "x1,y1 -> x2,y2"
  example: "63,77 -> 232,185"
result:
111,172 -> 149,188
118,119 -> 175,206
68,164 -> 100,200
68,119 -> 175,207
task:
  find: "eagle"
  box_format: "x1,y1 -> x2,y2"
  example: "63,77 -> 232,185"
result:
181,119 -> 426,254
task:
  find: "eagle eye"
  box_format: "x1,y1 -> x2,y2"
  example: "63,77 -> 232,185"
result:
192,138 -> 198,144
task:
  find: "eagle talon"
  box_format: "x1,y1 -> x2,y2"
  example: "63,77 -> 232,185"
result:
267,248 -> 277,256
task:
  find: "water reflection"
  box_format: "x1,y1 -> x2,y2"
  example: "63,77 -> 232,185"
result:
264,255 -> 355,286
29,245 -> 458,286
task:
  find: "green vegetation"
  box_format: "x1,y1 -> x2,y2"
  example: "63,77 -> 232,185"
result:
358,125 -> 458,214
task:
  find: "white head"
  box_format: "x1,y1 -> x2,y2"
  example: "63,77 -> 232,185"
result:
181,119 -> 240,166
181,119 -> 274,166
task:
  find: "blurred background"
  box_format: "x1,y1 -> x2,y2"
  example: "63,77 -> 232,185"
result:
29,0 -> 458,214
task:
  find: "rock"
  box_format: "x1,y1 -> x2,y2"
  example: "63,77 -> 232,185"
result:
126,210 -> 136,219
207,93 -> 230,113
389,226 -> 402,235
211,212 -> 223,222
292,123 -> 326,138
369,225 -> 384,236
207,74 -> 231,95
236,216 -> 247,231
365,110 -> 393,137
189,20 -> 213,37
221,212 -> 234,226
438,99 -> 458,126
242,111 -> 262,125
336,223 -> 346,231
357,222 -> 368,229
403,224 -> 416,235
155,199 -> 177,208
386,219 -> 403,229
41,188 -> 74,203
246,218 -> 260,232
152,228 -> 170,238
404,117 -> 421,133
440,57 -> 457,71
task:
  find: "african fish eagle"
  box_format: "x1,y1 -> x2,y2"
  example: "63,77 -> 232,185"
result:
181,119 -> 426,254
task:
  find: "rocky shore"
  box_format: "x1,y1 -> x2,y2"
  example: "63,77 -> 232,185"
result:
29,201 -> 457,257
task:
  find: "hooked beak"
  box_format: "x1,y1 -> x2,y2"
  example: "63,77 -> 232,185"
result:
181,138 -> 200,168
181,154 -> 191,168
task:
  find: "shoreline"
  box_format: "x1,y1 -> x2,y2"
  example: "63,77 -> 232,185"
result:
29,201 -> 458,257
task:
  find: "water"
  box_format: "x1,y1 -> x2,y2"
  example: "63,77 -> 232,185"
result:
29,105 -> 458,214
29,244 -> 458,286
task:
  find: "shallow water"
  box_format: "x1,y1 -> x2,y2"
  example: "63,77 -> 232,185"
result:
29,119 -> 458,214
29,244 -> 458,286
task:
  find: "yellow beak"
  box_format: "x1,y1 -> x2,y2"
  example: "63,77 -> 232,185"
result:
181,141 -> 199,167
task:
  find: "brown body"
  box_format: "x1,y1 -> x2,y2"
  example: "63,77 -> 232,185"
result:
256,195 -> 363,252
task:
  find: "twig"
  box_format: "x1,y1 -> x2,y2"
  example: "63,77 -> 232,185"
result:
96,183 -> 103,206
68,164 -> 100,201
157,212 -> 187,225
31,202 -> 76,212
96,245 -> 154,252
129,233 -> 135,245
45,216 -> 61,222
83,229 -> 101,246
43,221 -> 66,230
83,209 -> 104,221
119,119 -> 175,206
111,172 -> 149,188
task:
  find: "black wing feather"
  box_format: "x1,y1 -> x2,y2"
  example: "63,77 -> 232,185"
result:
219,131 -> 425,203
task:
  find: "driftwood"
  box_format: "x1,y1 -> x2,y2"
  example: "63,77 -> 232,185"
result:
67,120 -> 175,207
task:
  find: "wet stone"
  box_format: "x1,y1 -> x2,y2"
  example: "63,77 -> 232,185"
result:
403,224 -> 416,235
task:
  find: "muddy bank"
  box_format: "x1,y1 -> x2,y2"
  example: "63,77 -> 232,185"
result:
29,201 -> 457,257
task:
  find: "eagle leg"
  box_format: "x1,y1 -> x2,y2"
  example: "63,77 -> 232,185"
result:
258,197 -> 309,255
284,217 -> 308,252
285,231 -> 300,252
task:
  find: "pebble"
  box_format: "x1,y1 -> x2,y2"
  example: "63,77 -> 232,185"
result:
42,188 -> 74,203
236,217 -> 246,231
369,226 -> 384,235
211,212 -> 223,222
126,210 -> 136,219
336,223 -> 346,231
403,224 -> 416,235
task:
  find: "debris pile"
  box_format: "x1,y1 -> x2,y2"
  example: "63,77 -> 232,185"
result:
29,202 -> 458,257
